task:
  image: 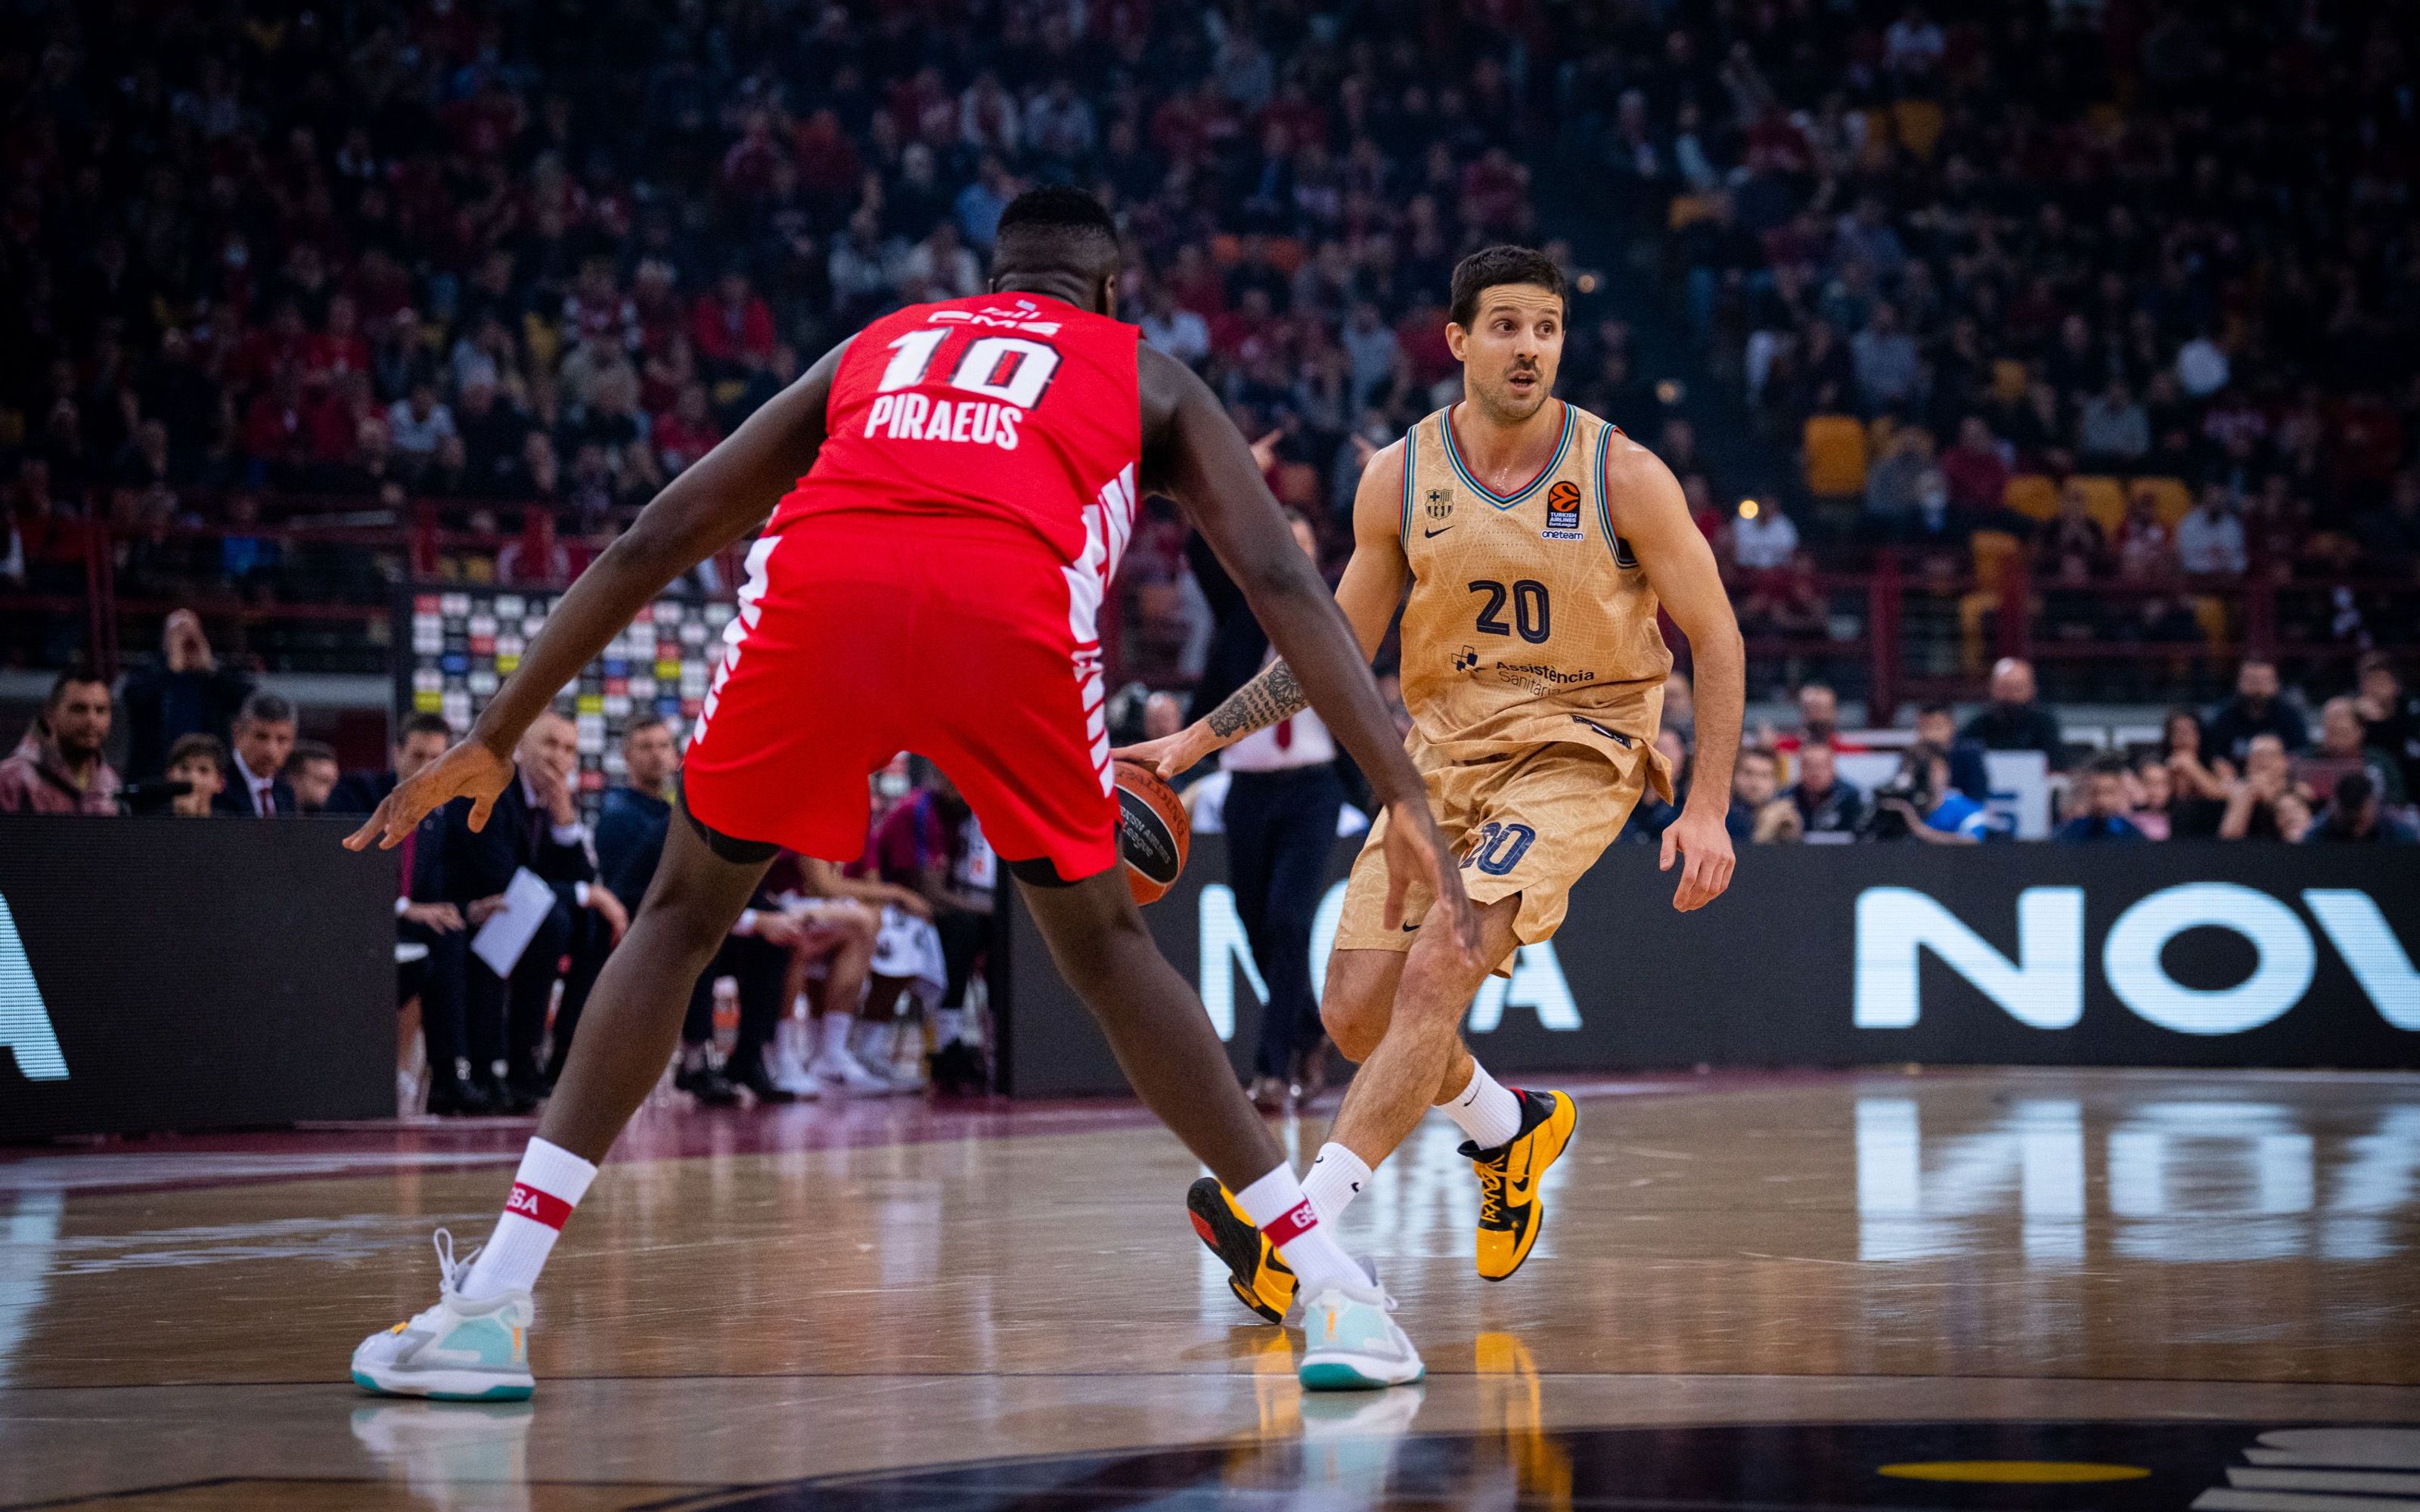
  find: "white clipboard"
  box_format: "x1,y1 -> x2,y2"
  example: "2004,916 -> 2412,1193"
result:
470,868 -> 560,978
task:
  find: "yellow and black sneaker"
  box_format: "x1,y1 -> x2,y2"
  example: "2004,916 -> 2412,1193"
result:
1464,1089 -> 1578,1281
1186,1176 -> 1296,1325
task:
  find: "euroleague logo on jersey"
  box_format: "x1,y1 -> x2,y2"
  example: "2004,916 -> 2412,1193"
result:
1542,480 -> 1584,541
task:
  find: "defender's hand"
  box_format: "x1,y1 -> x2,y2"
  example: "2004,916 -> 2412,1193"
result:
1111,722 -> 1216,782
1658,808 -> 1736,912
1381,798 -> 1481,965
401,901 -> 465,934
343,739 -> 514,851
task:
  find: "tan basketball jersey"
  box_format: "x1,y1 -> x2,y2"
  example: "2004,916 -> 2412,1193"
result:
1396,400 -> 1673,758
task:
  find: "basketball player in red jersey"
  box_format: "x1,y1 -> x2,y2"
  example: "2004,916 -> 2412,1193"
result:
343,189 -> 1477,1396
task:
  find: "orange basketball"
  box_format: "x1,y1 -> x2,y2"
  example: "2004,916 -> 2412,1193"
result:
1112,758 -> 1190,905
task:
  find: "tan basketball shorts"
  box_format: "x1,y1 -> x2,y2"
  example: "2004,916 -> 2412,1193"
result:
1335,730 -> 1664,977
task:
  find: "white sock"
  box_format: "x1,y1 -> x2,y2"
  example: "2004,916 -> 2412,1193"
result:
461,1138 -> 597,1300
1302,1142 -> 1372,1225
1233,1163 -> 1361,1297
1439,1059 -> 1523,1149
815,1013 -> 855,1063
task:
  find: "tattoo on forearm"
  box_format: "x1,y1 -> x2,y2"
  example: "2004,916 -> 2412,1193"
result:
1205,662 -> 1308,741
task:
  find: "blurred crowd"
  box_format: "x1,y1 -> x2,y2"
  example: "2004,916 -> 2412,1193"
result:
1628,652 -> 2420,848
1640,0 -> 2420,615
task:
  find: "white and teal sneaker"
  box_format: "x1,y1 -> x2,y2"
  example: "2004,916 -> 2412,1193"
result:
1298,1278 -> 1424,1391
350,1230 -> 535,1402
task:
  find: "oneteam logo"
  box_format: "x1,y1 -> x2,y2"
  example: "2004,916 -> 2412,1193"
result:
0,894 -> 67,1082
1854,883 -> 2420,1036
1196,881 -> 1580,1040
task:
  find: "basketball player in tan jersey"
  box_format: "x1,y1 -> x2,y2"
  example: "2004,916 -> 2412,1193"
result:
1122,246 -> 1742,1322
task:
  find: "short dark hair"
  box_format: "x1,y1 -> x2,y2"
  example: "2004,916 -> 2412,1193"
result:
993,186 -> 1118,273
1739,745 -> 1779,768
48,665 -> 107,706
1447,246 -> 1568,330
1917,702 -> 1955,720
286,739 -> 338,773
2335,770 -> 2376,809
2089,753 -> 2130,778
167,732 -> 224,772
624,711 -> 670,738
239,690 -> 296,727
399,711 -> 454,743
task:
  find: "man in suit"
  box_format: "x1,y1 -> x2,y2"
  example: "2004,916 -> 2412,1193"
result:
437,710 -> 626,1111
330,712 -> 457,816
213,691 -> 299,816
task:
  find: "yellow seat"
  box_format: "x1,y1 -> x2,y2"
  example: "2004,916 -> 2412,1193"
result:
1990,359 -> 2030,404
2073,476 -> 2126,536
1803,415 -> 1869,498
1893,99 -> 1946,160
1866,415 -> 1899,457
1667,193 -> 1723,231
2192,595 -> 2230,648
2003,474 -> 2058,521
2132,476 -> 2192,528
1971,528 -> 2024,590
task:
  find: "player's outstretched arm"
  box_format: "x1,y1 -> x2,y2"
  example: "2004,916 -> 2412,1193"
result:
1125,440 -> 1410,773
345,339 -> 853,852
1605,435 -> 1743,911
1134,349 -> 1476,959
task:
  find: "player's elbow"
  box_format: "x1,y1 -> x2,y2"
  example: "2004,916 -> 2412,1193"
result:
1683,615 -> 1744,671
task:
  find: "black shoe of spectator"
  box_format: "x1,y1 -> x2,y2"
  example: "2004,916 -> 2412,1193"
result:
426,1079 -> 500,1117
674,1061 -> 743,1108
486,1076 -> 540,1116
728,1057 -> 796,1105
506,1072 -> 551,1109
930,1040 -> 988,1096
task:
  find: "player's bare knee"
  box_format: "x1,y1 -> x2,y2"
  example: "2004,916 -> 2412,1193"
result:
1320,1002 -> 1385,1063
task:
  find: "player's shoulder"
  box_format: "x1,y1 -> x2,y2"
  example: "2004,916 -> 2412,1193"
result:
1589,417 -> 1677,491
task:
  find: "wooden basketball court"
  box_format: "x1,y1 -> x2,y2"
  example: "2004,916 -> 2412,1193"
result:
3,1067 -> 2415,1509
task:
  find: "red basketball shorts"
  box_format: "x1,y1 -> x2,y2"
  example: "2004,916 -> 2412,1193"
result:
681,512 -> 1117,881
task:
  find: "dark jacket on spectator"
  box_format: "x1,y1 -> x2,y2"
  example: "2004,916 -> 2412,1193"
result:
594,783 -> 673,909
119,660 -> 255,781
1789,779 -> 1866,836
2206,696 -> 2310,761
436,770 -> 595,904
1959,702 -> 2066,770
213,751 -> 297,816
327,768 -> 399,816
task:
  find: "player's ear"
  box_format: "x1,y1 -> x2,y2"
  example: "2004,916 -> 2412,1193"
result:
1098,274 -> 1118,320
1444,322 -> 1468,361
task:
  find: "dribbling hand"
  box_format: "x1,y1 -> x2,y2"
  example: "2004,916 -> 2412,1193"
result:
343,739 -> 515,852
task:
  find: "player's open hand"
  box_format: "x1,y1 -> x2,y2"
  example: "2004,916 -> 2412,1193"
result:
1381,798 -> 1483,966
343,739 -> 515,852
1110,722 -> 1215,782
1658,807 -> 1736,912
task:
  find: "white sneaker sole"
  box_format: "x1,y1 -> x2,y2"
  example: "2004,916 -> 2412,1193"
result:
351,1362 -> 534,1402
1298,1349 -> 1425,1391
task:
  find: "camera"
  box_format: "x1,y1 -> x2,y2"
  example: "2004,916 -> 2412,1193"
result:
116,778 -> 194,816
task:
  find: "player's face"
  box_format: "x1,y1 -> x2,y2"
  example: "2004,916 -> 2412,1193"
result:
1447,284 -> 1564,423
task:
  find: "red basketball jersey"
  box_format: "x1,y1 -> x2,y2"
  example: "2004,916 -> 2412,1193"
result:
771,294 -> 1143,575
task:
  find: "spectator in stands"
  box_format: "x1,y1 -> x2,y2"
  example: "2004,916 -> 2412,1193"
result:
2158,708 -> 2233,838
436,710 -> 624,1112
1726,746 -> 1781,841
165,733 -> 225,817
386,382 -> 457,473
1784,741 -> 1866,839
2219,734 -> 2308,841
1872,742 -> 1991,844
1863,426 -> 1934,541
1959,658 -> 2065,770
2130,759 -> 2173,841
0,668 -> 122,815
213,692 -> 299,817
2305,696 -> 2407,807
2056,758 -> 2149,843
284,742 -> 340,813
2304,773 -> 2416,844
2176,485 -> 2249,578
1941,417 -> 2012,517
1728,497 -> 1800,574
330,713 -> 456,816
119,610 -> 255,782
2354,472 -> 2420,569
2355,653 -> 2420,798
2207,658 -> 2310,761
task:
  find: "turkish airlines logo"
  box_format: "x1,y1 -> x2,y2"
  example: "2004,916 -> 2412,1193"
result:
1854,884 -> 2419,1036
0,895 -> 67,1081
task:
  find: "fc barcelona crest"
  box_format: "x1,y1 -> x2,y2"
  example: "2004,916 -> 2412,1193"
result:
1425,488 -> 1452,522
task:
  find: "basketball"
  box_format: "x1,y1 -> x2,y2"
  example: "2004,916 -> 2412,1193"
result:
1112,758 -> 1190,905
